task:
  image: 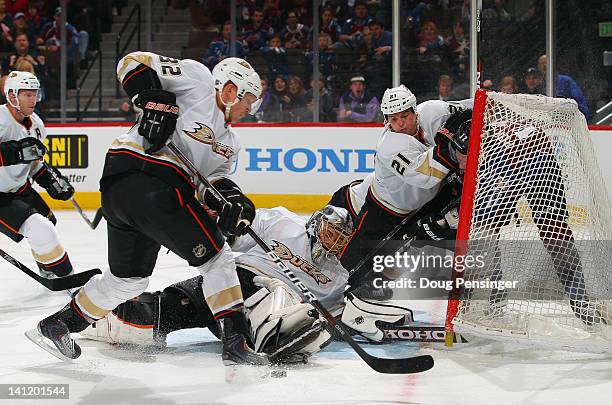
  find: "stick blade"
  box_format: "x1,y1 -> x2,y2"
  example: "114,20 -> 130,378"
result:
47,269 -> 102,291
366,354 -> 434,374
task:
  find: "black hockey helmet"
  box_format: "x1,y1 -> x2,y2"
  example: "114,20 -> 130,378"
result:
450,118 -> 471,156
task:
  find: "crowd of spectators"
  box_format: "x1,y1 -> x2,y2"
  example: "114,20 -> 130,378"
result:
0,0 -> 129,116
186,0 -> 597,122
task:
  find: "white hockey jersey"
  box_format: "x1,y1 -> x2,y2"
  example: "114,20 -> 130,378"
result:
232,207 -> 348,312
369,99 -> 473,214
113,52 -> 240,185
0,105 -> 46,193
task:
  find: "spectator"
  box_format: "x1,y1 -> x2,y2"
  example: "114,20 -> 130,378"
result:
425,74 -> 456,101
202,21 -> 246,69
4,33 -> 47,75
14,57 -> 34,73
367,20 -> 392,63
306,76 -> 336,122
26,4 -> 45,45
292,0 -> 312,27
280,10 -> 309,49
271,74 -> 290,118
445,20 -> 469,78
305,32 -> 337,79
499,75 -> 517,94
361,20 -> 391,97
337,75 -> 379,122
262,0 -> 282,31
322,0 -> 351,22
417,21 -> 445,58
339,1 -> 372,49
313,6 -> 341,43
286,75 -> 309,121
250,77 -> 281,122
537,54 -> 589,118
11,11 -> 26,37
38,7 -> 87,64
242,8 -> 274,51
520,66 -> 544,95
260,34 -> 289,80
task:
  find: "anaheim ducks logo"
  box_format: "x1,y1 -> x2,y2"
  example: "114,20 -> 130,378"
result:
270,240 -> 331,285
183,122 -> 214,145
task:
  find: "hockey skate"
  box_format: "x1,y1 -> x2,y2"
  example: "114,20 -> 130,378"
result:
25,316 -> 81,361
570,300 -> 605,326
219,311 -> 270,383
26,301 -> 90,361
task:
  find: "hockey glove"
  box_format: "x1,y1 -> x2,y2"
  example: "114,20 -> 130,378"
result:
132,89 -> 179,154
34,165 -> 75,201
433,109 -> 473,170
204,179 -> 256,237
407,210 -> 458,249
0,137 -> 46,166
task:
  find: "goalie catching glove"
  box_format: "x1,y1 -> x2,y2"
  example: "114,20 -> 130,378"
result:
200,178 -> 255,237
341,292 -> 414,342
244,276 -> 332,363
132,89 -> 179,154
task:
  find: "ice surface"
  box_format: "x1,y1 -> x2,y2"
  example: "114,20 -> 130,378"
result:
1,212 -> 611,404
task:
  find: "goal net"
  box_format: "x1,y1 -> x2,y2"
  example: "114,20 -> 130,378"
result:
445,90 -> 612,352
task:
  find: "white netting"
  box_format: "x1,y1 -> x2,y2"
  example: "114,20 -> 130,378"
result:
451,92 -> 612,352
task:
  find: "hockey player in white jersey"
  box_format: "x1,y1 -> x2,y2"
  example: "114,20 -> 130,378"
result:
33,53 -> 269,366
0,71 -> 75,279
78,205 -> 414,362
331,84 -> 471,286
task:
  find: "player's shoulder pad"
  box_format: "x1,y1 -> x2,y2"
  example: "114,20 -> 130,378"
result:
116,51 -> 157,82
377,129 -> 423,157
417,100 -> 453,117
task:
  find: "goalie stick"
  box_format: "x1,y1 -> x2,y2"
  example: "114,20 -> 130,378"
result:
0,247 -> 101,291
167,141 -> 434,374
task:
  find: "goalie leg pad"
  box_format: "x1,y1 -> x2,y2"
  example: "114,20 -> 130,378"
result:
80,292 -> 164,347
341,293 -> 414,342
160,275 -> 218,337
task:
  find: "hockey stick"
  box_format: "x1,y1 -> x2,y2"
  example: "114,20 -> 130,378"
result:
0,247 -> 101,291
42,162 -> 105,230
167,141 -> 434,374
70,200 -> 104,230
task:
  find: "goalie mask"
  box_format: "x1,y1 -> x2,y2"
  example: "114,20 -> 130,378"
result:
306,205 -> 353,266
